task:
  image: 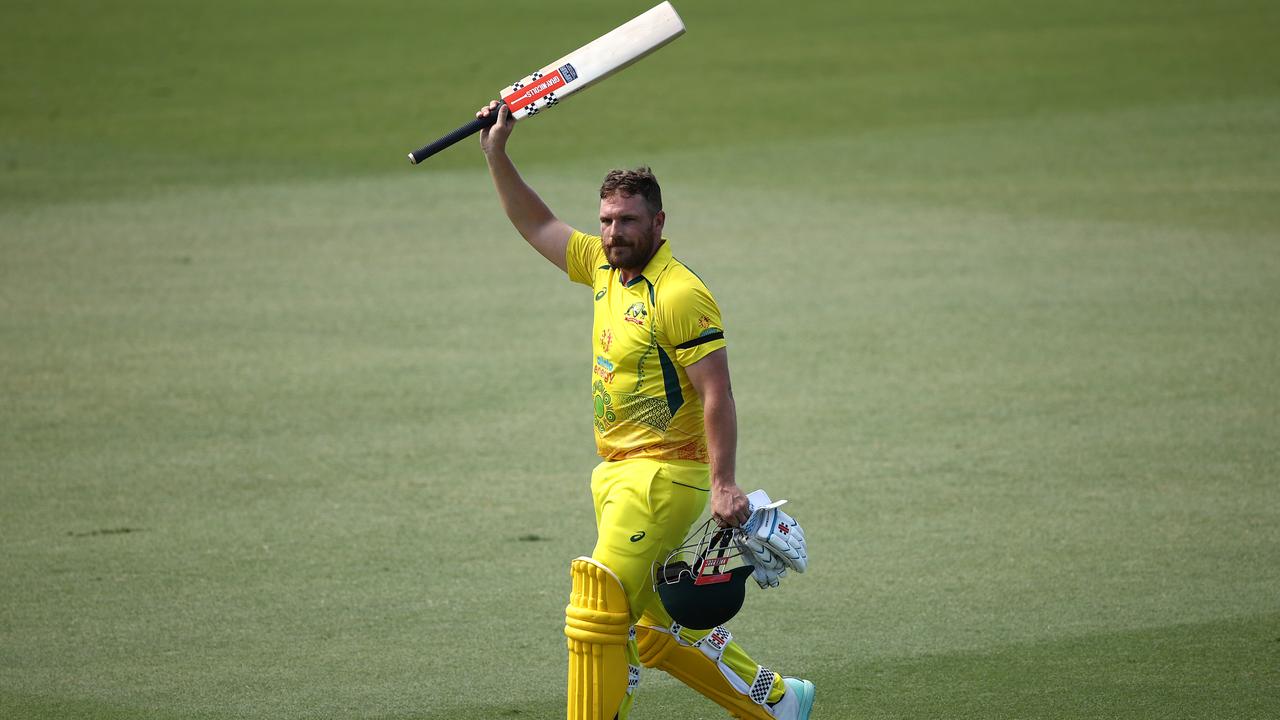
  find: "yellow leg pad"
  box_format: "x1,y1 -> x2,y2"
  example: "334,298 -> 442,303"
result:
566,557 -> 634,720
636,625 -> 779,720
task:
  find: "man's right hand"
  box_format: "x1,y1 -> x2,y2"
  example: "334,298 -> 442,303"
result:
478,101 -> 514,156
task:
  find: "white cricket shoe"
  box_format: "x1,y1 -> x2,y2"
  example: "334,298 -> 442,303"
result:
769,677 -> 815,719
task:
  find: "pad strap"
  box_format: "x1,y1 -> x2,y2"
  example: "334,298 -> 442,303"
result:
627,627 -> 640,696
748,665 -> 774,706
694,626 -> 733,662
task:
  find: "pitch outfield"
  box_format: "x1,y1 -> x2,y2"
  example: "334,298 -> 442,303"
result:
2,1 -> 1278,718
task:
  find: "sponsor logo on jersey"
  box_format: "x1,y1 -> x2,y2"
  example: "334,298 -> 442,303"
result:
594,355 -> 616,384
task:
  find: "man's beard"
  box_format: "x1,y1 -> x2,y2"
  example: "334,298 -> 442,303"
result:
605,229 -> 659,271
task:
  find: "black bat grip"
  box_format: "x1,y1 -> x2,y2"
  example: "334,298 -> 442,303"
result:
407,106 -> 504,165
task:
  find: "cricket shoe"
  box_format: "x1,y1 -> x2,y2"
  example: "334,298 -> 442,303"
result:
769,677 -> 815,720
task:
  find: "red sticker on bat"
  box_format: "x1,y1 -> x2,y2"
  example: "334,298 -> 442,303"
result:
502,69 -> 566,112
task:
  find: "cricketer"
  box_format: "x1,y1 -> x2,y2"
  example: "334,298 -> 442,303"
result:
476,100 -> 816,720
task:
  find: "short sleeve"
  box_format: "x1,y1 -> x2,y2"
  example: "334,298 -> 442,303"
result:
660,280 -> 727,367
566,230 -> 606,287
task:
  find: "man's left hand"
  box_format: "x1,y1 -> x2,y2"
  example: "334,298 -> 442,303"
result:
711,482 -> 750,527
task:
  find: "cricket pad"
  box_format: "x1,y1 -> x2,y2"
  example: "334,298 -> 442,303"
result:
636,624 -> 779,720
565,557 -> 632,720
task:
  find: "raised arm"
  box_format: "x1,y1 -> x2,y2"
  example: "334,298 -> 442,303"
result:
478,101 -> 575,272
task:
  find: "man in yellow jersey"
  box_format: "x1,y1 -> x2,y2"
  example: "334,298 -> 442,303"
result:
475,101 -> 815,720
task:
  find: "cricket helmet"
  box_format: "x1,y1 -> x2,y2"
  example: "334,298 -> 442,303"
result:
653,519 -> 755,630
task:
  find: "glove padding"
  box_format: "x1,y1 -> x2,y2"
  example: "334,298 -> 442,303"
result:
735,501 -> 807,589
742,543 -> 787,588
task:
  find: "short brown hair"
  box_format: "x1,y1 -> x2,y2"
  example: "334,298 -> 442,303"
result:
599,166 -> 663,216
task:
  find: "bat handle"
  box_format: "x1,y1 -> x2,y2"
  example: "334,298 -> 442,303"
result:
407,105 -> 505,165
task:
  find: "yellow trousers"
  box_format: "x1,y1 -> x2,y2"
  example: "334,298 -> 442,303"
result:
587,458 -> 785,715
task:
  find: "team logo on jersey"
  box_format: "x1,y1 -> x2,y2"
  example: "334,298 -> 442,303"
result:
624,302 -> 647,326
600,328 -> 613,352
698,315 -> 712,329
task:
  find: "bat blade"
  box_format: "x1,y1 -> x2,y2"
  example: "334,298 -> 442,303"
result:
408,2 -> 685,165
498,1 -> 685,120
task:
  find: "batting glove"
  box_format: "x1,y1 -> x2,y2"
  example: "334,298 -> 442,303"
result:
739,504 -> 807,574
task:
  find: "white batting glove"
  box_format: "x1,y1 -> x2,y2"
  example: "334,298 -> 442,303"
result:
740,504 -> 807,574
744,544 -> 786,588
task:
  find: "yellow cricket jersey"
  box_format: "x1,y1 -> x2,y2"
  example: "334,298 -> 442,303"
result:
566,231 -> 727,463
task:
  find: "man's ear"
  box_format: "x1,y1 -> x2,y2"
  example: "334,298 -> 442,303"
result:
654,209 -> 666,234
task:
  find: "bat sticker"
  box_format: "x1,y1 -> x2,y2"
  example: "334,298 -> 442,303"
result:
502,69 -> 567,112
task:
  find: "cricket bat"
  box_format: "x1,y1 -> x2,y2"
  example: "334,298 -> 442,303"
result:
407,2 -> 685,165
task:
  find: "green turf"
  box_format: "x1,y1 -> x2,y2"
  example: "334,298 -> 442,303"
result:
3,1 -> 1279,718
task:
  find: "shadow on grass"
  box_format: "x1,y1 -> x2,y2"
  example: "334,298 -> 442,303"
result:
7,615 -> 1275,719
0,695 -> 175,720
0,694 -> 563,720
367,696 -> 562,720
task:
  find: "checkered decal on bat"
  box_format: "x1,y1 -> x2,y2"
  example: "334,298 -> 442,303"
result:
501,66 -> 569,115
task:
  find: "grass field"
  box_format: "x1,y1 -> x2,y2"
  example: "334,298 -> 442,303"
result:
3,1 -> 1279,718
